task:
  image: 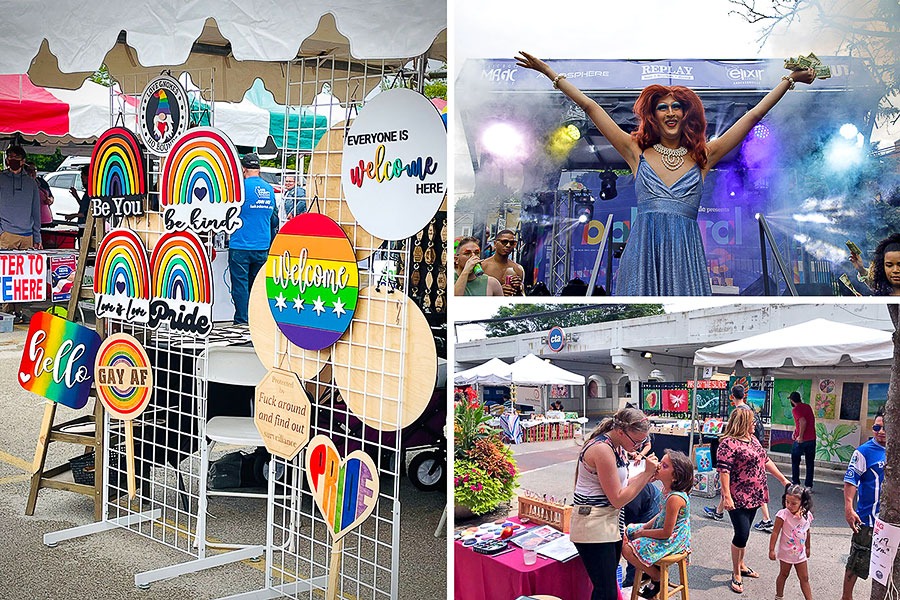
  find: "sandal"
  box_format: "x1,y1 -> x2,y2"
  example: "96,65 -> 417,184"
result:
730,577 -> 743,594
740,567 -> 759,578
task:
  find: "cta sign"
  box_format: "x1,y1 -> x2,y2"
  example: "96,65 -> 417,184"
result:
546,326 -> 566,352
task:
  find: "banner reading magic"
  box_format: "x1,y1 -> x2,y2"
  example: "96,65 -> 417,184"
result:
342,88 -> 446,241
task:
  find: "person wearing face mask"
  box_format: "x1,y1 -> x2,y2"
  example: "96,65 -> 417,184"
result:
0,146 -> 42,249
515,52 -> 816,296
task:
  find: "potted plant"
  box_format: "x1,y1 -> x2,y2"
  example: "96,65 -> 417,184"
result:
453,397 -> 519,517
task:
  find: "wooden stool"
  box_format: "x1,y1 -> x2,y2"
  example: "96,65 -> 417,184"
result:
630,551 -> 689,600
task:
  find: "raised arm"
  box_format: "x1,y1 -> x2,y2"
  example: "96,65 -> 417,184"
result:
706,67 -> 816,170
589,442 -> 658,508
515,51 -> 640,171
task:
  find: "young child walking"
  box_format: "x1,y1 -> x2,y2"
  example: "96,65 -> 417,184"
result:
768,484 -> 814,600
621,450 -> 694,599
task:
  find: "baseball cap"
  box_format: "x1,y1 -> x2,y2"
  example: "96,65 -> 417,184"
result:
240,153 -> 260,169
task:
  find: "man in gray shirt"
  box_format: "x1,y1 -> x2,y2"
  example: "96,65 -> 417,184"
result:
0,146 -> 42,249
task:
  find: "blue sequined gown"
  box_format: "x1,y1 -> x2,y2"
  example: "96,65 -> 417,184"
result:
614,154 -> 712,296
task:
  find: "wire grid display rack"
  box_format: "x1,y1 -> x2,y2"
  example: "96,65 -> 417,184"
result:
45,67 -> 267,584
217,54 -> 428,600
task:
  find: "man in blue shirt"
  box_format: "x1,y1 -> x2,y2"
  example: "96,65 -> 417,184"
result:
842,407 -> 886,600
229,153 -> 274,324
281,174 -> 306,219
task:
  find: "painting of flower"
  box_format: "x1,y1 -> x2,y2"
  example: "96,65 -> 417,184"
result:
815,422 -> 859,464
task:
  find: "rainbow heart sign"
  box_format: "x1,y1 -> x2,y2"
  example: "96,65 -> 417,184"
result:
94,228 -> 151,323
159,127 -> 244,234
148,230 -> 213,336
88,127 -> 146,219
266,213 -> 358,350
94,333 -> 153,420
342,88 -> 446,240
305,435 -> 379,541
19,312 -> 101,409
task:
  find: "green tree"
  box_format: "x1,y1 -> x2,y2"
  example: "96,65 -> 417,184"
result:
90,64 -> 112,87
483,304 -> 664,338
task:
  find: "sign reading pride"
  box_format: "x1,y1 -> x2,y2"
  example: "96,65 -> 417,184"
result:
160,127 -> 244,234
94,228 -> 151,323
148,230 -> 213,336
305,435 -> 379,541
342,88 -> 446,240
19,313 -> 101,409
138,74 -> 189,155
88,127 -> 146,219
266,213 -> 358,350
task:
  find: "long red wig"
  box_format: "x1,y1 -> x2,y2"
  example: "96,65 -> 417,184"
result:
631,85 -> 708,169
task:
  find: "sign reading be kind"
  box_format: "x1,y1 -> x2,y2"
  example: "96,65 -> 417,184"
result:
342,88 -> 446,241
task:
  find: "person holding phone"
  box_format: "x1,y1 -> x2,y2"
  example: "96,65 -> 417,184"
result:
841,408 -> 886,600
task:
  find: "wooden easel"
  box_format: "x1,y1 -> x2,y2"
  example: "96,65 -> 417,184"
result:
25,212 -> 106,520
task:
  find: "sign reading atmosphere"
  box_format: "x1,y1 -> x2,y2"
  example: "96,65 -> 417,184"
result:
138,75 -> 189,155
342,88 -> 446,240
266,213 -> 358,351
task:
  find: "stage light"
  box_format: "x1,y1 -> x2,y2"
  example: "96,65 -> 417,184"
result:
562,104 -> 588,141
481,122 -> 526,160
754,213 -> 761,220
642,352 -> 653,359
599,171 -> 618,200
753,123 -> 769,139
839,123 -> 859,140
547,104 -> 588,160
571,189 -> 594,223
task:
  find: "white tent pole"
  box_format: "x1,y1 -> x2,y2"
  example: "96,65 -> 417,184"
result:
689,365 -> 699,456
583,384 -> 586,420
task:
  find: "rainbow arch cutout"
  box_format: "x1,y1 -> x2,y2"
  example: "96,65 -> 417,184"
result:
150,231 -> 212,304
160,127 -> 243,208
94,229 -> 151,299
88,128 -> 147,200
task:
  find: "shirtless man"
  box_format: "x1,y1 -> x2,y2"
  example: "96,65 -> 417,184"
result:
481,229 -> 525,296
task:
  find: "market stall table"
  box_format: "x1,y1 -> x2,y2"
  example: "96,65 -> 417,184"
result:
453,518 -> 593,600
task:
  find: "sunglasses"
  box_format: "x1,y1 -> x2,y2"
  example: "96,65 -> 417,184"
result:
873,424 -> 885,432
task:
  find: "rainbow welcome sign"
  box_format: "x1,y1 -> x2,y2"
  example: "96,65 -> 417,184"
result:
94,228 -> 151,324
266,213 -> 358,351
148,230 -> 213,336
19,312 -> 102,409
305,435 -> 379,541
160,127 -> 244,234
88,127 -> 146,219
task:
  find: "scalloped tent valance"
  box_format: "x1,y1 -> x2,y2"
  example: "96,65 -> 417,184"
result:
0,1 -> 446,102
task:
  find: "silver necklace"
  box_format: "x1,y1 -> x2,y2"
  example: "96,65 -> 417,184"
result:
653,143 -> 688,171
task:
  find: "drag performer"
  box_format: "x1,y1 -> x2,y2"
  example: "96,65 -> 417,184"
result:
515,51 -> 816,296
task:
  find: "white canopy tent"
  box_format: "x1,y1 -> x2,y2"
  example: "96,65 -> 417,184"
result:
510,353 -> 587,416
453,357 -> 512,386
687,318 -> 894,453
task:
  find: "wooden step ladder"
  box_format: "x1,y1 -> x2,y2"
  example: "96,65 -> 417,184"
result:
25,212 -> 106,520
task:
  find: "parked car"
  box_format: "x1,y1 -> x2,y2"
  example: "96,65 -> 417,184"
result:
43,170 -> 84,222
57,155 -> 91,171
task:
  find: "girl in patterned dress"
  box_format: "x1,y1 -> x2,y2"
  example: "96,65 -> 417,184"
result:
622,450 -> 694,599
768,485 -> 813,600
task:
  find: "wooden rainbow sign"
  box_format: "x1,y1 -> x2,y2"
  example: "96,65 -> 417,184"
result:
159,127 -> 244,234
18,313 -> 101,409
88,127 -> 146,219
148,230 -> 213,336
305,435 -> 379,541
94,228 -> 151,324
266,213 -> 358,351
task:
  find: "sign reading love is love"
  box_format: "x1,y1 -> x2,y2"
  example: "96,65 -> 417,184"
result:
266,213 -> 358,350
94,228 -> 151,324
305,435 -> 379,541
18,312 -> 101,409
342,88 -> 446,240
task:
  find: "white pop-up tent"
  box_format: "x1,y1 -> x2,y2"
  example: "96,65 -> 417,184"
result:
687,318 -> 894,453
510,353 -> 587,416
453,357 -> 512,386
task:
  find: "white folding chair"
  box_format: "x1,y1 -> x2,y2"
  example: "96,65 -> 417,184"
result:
195,345 -> 270,551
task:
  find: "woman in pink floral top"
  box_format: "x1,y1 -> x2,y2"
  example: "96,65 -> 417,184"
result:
717,408 -> 790,594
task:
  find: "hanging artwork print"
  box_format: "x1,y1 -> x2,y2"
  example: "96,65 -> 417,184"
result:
94,333 -> 153,498
772,379 -> 812,426
94,229 -> 151,323
266,213 -> 358,351
747,389 -> 766,412
814,378 -> 837,420
867,383 -> 889,419
139,74 -> 189,155
159,127 -> 244,234
342,88 -> 447,240
695,389 -> 720,414
662,389 -> 689,412
148,231 -> 213,336
88,127 -> 146,219
815,422 -> 858,463
642,388 -> 660,412
18,312 -> 101,409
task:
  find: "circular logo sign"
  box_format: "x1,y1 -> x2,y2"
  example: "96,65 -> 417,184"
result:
94,333 -> 153,420
139,75 -> 189,155
266,213 -> 359,350
342,88 -> 446,241
547,326 -> 566,352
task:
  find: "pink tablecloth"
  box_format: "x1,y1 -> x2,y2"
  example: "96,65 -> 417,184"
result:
453,533 -> 594,600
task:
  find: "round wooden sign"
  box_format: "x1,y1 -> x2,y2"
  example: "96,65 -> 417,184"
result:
94,333 -> 153,420
331,286 -> 437,431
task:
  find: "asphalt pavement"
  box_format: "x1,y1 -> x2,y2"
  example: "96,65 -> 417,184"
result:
0,325 -> 447,600
457,432 -> 865,600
